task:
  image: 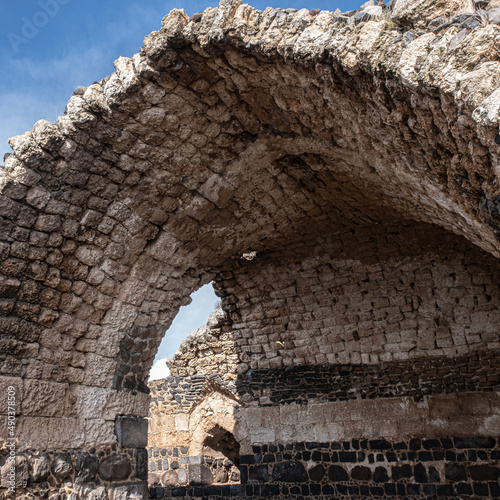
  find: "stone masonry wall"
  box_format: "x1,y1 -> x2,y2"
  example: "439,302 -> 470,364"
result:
2,0 -> 500,498
217,222 -> 500,374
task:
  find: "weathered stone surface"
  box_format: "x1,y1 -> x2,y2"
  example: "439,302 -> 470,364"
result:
135,448 -> 148,481
98,454 -> 132,481
177,468 -> 188,485
32,454 -> 50,482
85,487 -> 108,500
51,452 -> 73,480
271,462 -> 308,482
0,455 -> 29,488
111,483 -> 147,500
161,470 -> 178,485
3,0 -> 500,499
115,415 -> 148,448
75,452 -> 99,483
188,464 -> 213,485
392,0 -> 474,26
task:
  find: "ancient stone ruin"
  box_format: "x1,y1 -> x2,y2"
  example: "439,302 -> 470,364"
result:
1,0 -> 500,497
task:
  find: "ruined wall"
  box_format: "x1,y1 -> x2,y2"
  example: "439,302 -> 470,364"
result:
2,0 -> 500,497
147,311 -> 241,493
148,221 -> 500,499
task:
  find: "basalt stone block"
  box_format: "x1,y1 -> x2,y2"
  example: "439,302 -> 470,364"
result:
469,465 -> 500,481
373,466 -> 389,483
414,463 -> 428,483
249,464 -> 268,483
392,464 -> 412,480
99,453 -> 132,481
188,464 -> 213,485
135,448 -> 148,481
76,452 -> 99,483
309,464 -> 325,481
328,465 -> 349,482
32,454 -> 50,482
115,415 -> 148,448
445,463 -> 466,482
351,466 -> 371,481
272,461 -> 307,482
51,452 -> 73,480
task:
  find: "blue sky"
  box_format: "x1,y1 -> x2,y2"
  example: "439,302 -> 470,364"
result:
0,0 -> 364,379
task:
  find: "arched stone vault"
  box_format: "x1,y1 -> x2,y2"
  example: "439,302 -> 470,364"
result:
2,0 -> 500,497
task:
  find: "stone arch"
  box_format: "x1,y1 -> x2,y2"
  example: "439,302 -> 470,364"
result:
2,0 -> 500,497
189,391 -> 243,458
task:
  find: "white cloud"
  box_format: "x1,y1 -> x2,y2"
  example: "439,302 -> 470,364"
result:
149,358 -> 171,381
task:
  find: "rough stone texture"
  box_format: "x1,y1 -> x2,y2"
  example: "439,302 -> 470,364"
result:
98,453 -> 132,481
2,0 -> 500,497
32,454 -> 50,482
392,0 -> 475,26
51,452 -> 73,480
115,415 -> 149,448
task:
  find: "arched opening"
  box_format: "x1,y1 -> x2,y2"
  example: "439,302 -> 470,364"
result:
148,283 -> 219,381
2,0 -> 500,499
202,425 -> 240,483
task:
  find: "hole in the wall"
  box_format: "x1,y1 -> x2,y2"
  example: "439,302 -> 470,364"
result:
149,283 -> 219,381
202,425 -> 241,483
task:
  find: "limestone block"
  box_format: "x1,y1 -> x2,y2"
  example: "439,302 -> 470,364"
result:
16,416 -> 85,451
473,87 -> 500,127
0,455 -> 28,488
0,376 -> 22,415
83,419 -> 116,448
392,0 -> 475,26
21,379 -> 75,418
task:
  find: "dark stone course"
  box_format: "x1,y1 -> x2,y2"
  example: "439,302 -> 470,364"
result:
249,465 -> 268,483
236,353 -> 500,406
445,462 -> 467,482
271,462 -> 307,482
308,464 -> 325,481
351,466 -> 371,481
329,465 -> 349,482
373,466 -> 389,483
